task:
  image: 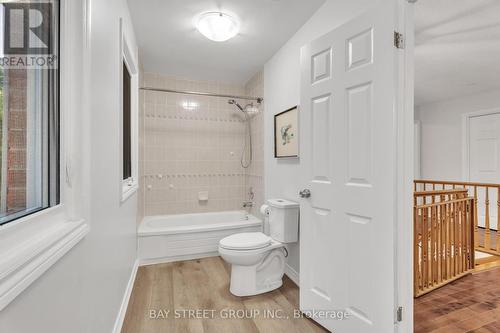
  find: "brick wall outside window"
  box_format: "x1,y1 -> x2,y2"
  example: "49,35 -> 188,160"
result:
5,69 -> 27,213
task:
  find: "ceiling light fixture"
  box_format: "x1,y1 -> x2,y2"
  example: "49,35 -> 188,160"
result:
196,12 -> 239,42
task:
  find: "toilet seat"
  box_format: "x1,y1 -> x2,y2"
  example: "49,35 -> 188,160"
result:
219,232 -> 271,250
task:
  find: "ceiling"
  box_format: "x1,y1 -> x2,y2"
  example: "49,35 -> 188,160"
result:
415,0 -> 500,106
128,0 -> 325,85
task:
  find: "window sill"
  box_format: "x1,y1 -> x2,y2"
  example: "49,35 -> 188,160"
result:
121,182 -> 138,203
0,218 -> 89,311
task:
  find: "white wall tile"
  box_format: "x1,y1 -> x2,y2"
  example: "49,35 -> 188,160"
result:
140,73 -> 261,216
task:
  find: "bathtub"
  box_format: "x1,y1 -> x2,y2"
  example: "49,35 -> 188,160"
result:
138,211 -> 262,264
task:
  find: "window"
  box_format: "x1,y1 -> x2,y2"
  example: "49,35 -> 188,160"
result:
0,1 -> 60,225
122,61 -> 131,181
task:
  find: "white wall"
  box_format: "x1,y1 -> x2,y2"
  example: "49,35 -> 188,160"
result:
264,0 -> 373,275
416,90 -> 500,181
0,1 -> 139,332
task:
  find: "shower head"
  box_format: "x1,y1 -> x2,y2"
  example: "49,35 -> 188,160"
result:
228,99 -> 260,114
243,103 -> 259,114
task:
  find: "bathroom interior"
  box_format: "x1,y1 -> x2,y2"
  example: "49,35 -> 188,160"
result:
134,3 -> 308,327
0,0 -> 416,332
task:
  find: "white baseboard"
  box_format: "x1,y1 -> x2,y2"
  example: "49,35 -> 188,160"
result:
138,252 -> 219,267
285,263 -> 299,286
112,259 -> 139,333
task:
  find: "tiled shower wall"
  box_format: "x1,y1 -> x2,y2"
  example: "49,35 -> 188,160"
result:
140,72 -> 264,216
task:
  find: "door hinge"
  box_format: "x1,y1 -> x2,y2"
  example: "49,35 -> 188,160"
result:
394,31 -> 405,49
396,306 -> 403,322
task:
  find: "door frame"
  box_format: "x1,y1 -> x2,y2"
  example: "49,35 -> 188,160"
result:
396,0 -> 415,332
461,108 -> 500,181
414,121 -> 421,179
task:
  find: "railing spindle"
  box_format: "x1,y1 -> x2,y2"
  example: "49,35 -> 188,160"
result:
474,186 -> 479,248
432,184 -> 436,204
446,202 -> 451,280
414,206 -> 419,295
470,201 -> 476,267
462,200 -> 465,272
453,201 -> 458,276
430,206 -> 434,284
456,201 -> 460,273
422,207 -> 428,289
457,200 -> 461,273
438,203 -> 443,283
465,200 -> 470,269
462,200 -> 467,272
485,187 -> 491,250
497,188 -> 500,253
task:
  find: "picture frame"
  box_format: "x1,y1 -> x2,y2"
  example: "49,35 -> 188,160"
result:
274,106 -> 299,158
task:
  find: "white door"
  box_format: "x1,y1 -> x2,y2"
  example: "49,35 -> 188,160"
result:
469,113 -> 500,230
414,122 -> 421,179
299,3 -> 399,332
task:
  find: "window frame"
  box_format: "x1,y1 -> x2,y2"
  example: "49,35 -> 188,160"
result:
0,20 -> 60,226
119,18 -> 138,203
0,0 -> 89,311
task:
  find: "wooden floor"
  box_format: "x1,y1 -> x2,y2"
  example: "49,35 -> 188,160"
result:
475,252 -> 500,272
122,257 -> 328,333
414,267 -> 500,333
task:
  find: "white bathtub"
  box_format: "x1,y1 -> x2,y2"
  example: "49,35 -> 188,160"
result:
138,211 -> 262,264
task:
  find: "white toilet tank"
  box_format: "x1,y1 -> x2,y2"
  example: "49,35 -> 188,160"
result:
267,199 -> 299,243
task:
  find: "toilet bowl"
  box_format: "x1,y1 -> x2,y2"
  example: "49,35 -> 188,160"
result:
218,232 -> 287,296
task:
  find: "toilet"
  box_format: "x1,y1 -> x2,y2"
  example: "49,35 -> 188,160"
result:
218,199 -> 299,296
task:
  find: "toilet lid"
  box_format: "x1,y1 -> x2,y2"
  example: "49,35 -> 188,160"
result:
219,232 -> 272,250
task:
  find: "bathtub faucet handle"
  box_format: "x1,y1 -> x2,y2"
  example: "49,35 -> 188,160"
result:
242,201 -> 253,208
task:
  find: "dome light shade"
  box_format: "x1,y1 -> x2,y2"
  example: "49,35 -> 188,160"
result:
196,12 -> 239,42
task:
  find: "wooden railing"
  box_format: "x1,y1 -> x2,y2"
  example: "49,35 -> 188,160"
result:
415,180 -> 500,256
413,189 -> 475,297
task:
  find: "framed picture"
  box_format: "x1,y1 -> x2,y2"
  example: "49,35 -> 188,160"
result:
274,106 -> 299,158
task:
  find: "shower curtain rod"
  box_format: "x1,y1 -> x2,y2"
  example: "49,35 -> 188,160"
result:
140,87 -> 263,103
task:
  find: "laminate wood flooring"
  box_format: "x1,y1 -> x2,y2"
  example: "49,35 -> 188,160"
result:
121,256 -> 328,333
